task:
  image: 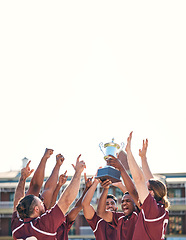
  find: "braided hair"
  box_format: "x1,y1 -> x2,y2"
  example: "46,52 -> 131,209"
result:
16,195 -> 38,219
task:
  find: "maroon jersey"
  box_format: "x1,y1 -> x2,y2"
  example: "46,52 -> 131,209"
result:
56,215 -> 74,240
11,204 -> 65,240
112,210 -> 139,240
132,193 -> 169,240
86,212 -> 118,240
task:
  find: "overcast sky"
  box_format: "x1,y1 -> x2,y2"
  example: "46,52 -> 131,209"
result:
0,0 -> 186,177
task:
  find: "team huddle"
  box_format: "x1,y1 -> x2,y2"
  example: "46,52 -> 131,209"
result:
11,132 -> 169,240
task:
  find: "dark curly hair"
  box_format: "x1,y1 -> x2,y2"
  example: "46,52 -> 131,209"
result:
107,194 -> 118,204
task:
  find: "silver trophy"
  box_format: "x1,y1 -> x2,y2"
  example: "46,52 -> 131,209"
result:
96,138 -> 124,183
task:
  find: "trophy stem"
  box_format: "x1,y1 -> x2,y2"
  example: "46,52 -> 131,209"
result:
99,142 -> 105,156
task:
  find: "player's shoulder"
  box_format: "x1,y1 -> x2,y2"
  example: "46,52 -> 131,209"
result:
113,211 -> 124,217
86,211 -> 101,223
112,211 -> 125,222
11,211 -> 24,229
12,211 -> 20,220
143,193 -> 164,210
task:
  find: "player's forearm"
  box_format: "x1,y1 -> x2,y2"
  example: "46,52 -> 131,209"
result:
97,188 -> 108,216
120,166 -> 138,200
74,186 -> 90,209
14,177 -> 26,210
57,170 -> 82,212
50,183 -> 61,208
127,151 -> 148,205
114,182 -> 127,193
67,188 -> 90,223
82,180 -> 99,207
141,157 -> 153,181
29,157 -> 47,187
44,164 -> 60,191
127,151 -> 145,184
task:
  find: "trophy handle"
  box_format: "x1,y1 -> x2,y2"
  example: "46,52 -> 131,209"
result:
120,142 -> 125,151
99,142 -> 105,156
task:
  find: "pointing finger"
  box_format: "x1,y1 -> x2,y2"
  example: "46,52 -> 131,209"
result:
76,154 -> 81,163
26,160 -> 31,168
84,172 -> 87,182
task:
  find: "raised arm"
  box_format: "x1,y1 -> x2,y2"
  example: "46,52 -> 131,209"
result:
112,181 -> 127,194
82,178 -> 99,220
107,155 -> 139,207
139,139 -> 154,181
49,171 -> 68,209
26,148 -> 53,196
13,161 -> 34,211
67,173 -> 93,223
97,180 -> 113,222
125,132 -> 149,204
42,154 -> 64,209
57,154 -> 86,215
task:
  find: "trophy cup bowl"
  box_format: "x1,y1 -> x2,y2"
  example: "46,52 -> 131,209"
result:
96,138 -> 124,183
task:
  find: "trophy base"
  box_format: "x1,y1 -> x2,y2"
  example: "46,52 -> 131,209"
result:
95,166 -> 121,183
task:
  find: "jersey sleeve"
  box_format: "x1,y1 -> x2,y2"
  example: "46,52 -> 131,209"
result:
11,211 -> 23,232
86,212 -> 101,231
37,204 -> 66,232
65,215 -> 75,232
112,212 -> 124,226
142,193 -> 166,220
133,194 -> 169,240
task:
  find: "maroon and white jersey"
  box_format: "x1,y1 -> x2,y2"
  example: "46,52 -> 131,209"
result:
86,212 -> 118,240
56,215 -> 74,240
112,210 -> 139,240
132,193 -> 169,240
11,204 -> 65,240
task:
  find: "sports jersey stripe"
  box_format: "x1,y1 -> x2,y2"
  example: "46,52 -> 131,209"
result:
16,212 -> 23,221
141,209 -> 166,222
133,211 -> 138,216
30,222 -> 57,236
93,218 -> 104,233
12,223 -> 24,235
118,211 -> 138,221
118,216 -> 125,221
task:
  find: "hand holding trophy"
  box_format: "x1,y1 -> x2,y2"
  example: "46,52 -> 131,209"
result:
95,138 -> 124,183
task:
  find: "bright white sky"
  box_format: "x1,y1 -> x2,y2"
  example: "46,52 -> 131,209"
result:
0,1 -> 186,177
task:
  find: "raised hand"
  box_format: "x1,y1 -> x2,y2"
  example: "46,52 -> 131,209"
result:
112,181 -> 123,188
100,179 -> 111,189
72,154 -> 86,173
43,148 -> 54,159
139,139 -> 148,159
125,131 -> 133,153
56,154 -> 65,166
84,172 -> 93,189
107,155 -> 123,171
21,160 -> 34,180
58,171 -> 68,186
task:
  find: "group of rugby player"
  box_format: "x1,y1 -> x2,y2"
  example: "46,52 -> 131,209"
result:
11,132 -> 169,240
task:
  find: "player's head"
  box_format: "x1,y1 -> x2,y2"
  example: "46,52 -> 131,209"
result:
148,179 -> 170,209
106,194 -> 118,211
17,195 -> 45,219
121,192 -> 136,216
